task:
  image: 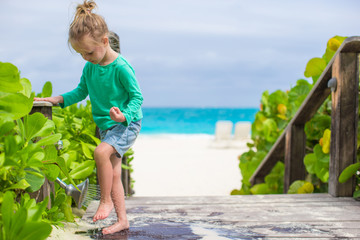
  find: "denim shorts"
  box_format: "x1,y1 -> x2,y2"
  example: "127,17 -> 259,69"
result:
99,120 -> 141,158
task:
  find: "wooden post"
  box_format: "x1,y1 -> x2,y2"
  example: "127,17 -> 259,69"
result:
284,124 -> 306,192
29,101 -> 55,208
329,52 -> 359,197
121,155 -> 131,197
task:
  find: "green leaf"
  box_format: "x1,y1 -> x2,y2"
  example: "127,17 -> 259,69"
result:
16,118 -> 26,140
316,167 -> 329,183
43,145 -> 58,163
250,183 -> 270,194
354,190 -> 360,199
0,118 -> 15,136
53,192 -> 66,208
121,164 -> 131,170
25,168 -> 45,192
239,150 -> 266,186
262,118 -> 278,142
304,153 -> 316,174
0,62 -> 22,93
288,180 -> 314,194
339,162 -> 360,183
305,114 -> 331,140
85,133 -> 101,145
41,81 -> 52,98
33,133 -> 62,148
27,151 -> 45,167
5,179 -> 31,191
4,135 -> 20,157
35,119 -> 55,138
56,156 -> 79,191
43,164 -> 60,182
10,207 -> 27,238
2,191 -> 14,234
61,196 -> 74,222
80,140 -> 93,159
69,160 -> 95,179
17,222 -> 52,240
304,57 -> 327,78
24,113 -> 48,141
28,197 -> 49,222
19,78 -> 32,98
0,92 -> 33,120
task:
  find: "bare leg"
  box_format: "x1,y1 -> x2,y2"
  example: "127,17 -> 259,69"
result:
102,153 -> 129,234
93,142 -> 115,222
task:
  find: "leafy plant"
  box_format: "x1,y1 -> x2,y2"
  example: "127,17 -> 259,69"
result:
232,36 -> 348,195
0,191 -> 52,240
339,163 -> 360,199
0,61 -> 80,238
288,180 -> 314,194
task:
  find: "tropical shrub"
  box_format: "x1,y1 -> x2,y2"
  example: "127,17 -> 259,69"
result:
231,36 -> 354,195
0,62 -> 75,239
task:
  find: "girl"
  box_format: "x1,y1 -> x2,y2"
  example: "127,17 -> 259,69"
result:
34,0 -> 143,235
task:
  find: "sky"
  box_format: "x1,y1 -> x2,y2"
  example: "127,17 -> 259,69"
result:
1,0 -> 360,108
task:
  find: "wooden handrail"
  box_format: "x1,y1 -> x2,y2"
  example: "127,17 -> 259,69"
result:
249,36 -> 360,197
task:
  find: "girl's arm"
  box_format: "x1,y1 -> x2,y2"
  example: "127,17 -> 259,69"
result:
34,96 -> 64,104
118,65 -> 143,125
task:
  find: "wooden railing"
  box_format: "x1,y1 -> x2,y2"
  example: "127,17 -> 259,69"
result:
249,36 -> 360,197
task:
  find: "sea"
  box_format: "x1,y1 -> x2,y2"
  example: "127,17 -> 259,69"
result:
140,107 -> 258,135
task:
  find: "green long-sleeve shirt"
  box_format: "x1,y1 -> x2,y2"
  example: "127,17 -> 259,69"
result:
60,55 -> 143,130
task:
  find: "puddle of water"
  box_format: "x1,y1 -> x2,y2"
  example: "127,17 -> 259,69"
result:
75,223 -> 200,240
75,222 -> 253,239
75,228 -> 129,239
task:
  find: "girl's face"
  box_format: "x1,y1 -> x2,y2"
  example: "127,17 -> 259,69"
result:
71,34 -> 108,65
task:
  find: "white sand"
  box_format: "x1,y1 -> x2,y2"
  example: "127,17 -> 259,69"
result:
131,134 -> 249,196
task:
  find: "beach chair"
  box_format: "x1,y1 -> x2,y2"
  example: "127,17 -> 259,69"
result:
230,121 -> 252,148
210,121 -> 233,148
214,120 -> 233,141
233,121 -> 251,140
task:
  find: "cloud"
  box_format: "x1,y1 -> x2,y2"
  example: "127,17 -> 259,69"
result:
1,0 -> 360,107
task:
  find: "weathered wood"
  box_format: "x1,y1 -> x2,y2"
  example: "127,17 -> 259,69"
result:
284,124 -> 306,192
292,59 -> 332,125
329,52 -> 359,197
29,101 -> 55,208
82,194 -> 360,239
122,155 -> 133,197
249,134 -> 285,185
339,36 -> 360,52
31,101 -> 53,119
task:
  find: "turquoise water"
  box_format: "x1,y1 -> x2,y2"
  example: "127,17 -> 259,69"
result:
140,107 -> 258,134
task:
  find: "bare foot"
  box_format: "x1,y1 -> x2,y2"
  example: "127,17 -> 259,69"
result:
102,220 -> 130,235
93,202 -> 114,222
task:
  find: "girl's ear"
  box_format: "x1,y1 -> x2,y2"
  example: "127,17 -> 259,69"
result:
102,35 -> 109,46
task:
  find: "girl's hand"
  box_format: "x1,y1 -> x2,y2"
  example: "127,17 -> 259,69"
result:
110,107 -> 126,122
33,96 -> 63,104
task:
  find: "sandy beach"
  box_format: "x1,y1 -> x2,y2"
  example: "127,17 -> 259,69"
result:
131,133 -> 249,197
